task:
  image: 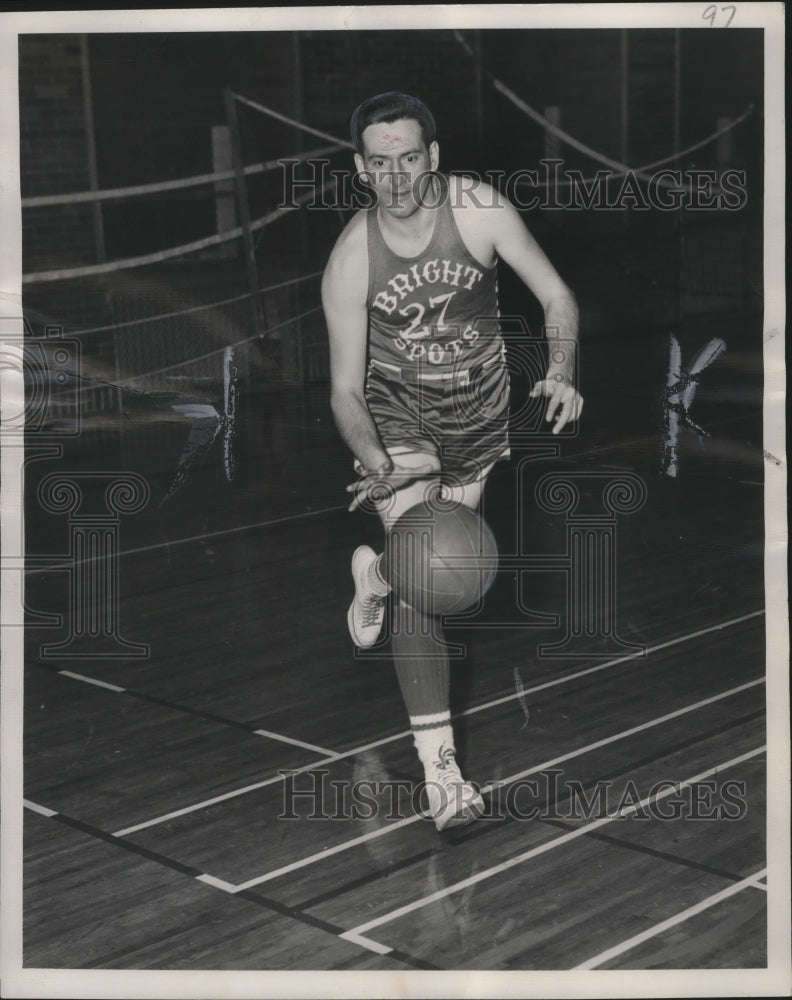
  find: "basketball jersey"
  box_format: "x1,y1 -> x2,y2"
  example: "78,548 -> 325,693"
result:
366,176 -> 503,373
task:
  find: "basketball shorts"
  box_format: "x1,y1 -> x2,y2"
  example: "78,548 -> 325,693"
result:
363,352 -> 511,488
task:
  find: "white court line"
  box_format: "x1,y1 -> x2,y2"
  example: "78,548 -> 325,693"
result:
574,867 -> 768,970
231,677 -> 763,891
57,670 -> 126,693
118,503 -> 347,556
113,740 -> 391,838
232,815 -> 424,891
33,503 -> 350,569
112,610 -> 764,839
194,880 -> 393,956
460,609 -> 764,720
51,669 -> 336,775
477,677 -> 764,796
340,932 -> 393,956
23,799 -> 58,818
195,873 -> 238,893
253,728 -> 335,756
340,746 -> 766,943
105,409 -> 767,564
28,408 -> 761,572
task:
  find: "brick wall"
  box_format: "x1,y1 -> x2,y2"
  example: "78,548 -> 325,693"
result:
300,30 -> 480,170
19,35 -> 91,200
19,34 -> 105,324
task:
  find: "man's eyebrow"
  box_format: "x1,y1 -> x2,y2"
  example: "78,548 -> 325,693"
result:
366,147 -> 422,160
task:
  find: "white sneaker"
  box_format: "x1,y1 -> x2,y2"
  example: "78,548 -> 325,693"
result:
423,744 -> 484,831
347,546 -> 387,648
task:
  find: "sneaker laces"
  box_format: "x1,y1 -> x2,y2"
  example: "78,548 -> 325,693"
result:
432,744 -> 463,790
360,593 -> 385,627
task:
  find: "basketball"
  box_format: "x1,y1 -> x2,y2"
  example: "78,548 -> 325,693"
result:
385,501 -> 498,616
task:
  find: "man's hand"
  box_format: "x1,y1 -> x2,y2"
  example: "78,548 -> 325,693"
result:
530,377 -> 584,434
346,461 -> 438,512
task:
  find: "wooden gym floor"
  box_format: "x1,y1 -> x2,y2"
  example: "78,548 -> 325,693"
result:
13,303 -> 781,985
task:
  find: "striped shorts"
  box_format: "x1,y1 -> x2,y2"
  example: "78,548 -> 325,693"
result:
364,352 -> 511,487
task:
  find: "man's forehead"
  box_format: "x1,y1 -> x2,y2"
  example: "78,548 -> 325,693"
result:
361,118 -> 425,155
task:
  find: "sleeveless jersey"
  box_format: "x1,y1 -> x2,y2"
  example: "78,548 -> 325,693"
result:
366,177 -> 503,374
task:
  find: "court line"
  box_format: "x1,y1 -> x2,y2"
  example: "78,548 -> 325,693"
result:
340,932 -> 393,956
20,802 -> 416,964
459,610 -> 764,721
563,409 -> 763,464
34,503 -> 350,569
339,746 -> 766,944
57,670 -> 125,693
288,698 -> 764,912
113,608 -> 764,838
253,728 -> 335,755
25,689 -> 766,959
32,402 -> 761,571
112,745 -> 376,837
196,873 -> 238,893
476,677 -> 764,797
573,867 -> 767,970
230,677 -> 763,892
138,408 -> 763,557
47,667 -> 338,770
23,799 -> 57,818
241,722 -> 759,894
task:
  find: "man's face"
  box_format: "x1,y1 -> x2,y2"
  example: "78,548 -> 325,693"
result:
355,117 -> 439,218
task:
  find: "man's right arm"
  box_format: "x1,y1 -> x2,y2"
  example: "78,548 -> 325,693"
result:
322,222 -> 393,475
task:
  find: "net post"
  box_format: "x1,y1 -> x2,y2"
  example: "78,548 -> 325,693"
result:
79,33 -> 106,265
224,87 -> 263,340
473,30 -> 484,155
673,28 -> 683,336
292,31 -> 307,384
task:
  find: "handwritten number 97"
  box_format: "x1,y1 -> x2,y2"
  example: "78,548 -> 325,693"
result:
703,4 -> 736,26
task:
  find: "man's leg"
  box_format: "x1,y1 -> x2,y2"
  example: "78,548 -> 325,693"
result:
347,447 -> 441,649
349,446 -> 479,647
352,451 -> 494,830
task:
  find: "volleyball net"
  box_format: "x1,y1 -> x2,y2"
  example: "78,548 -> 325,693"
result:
19,49 -> 758,441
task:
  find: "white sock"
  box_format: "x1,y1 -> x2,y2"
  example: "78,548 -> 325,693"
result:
411,719 -> 457,773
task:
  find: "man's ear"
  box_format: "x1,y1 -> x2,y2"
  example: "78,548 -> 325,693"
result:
429,141 -> 439,172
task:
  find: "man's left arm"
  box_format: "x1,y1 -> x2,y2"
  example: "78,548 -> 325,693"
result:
489,194 -> 583,434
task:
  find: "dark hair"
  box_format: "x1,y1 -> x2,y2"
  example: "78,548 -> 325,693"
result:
350,92 -> 436,154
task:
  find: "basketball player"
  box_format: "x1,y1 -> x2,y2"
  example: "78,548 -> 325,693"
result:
322,92 -> 582,830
